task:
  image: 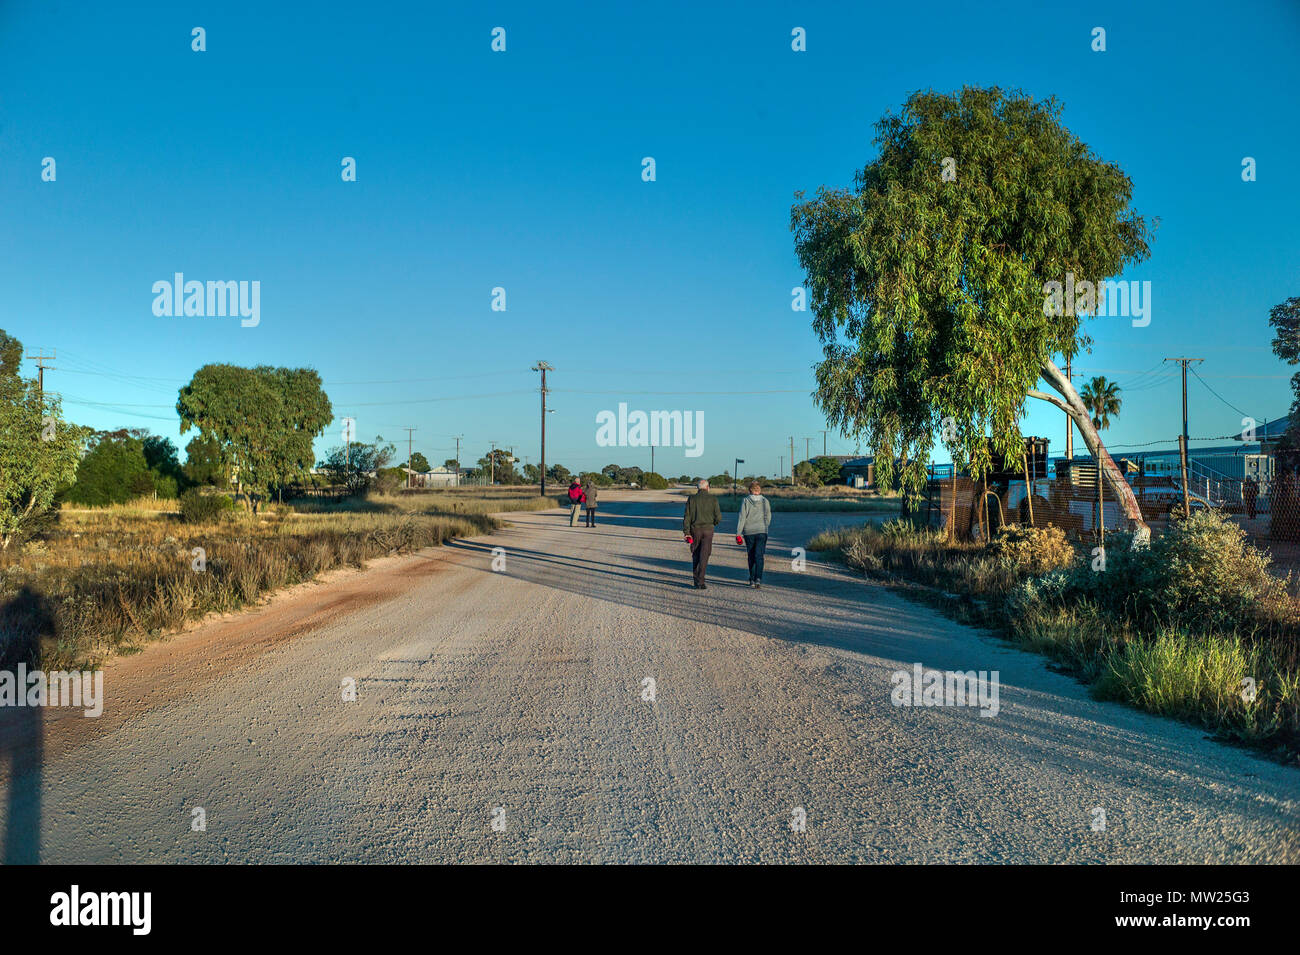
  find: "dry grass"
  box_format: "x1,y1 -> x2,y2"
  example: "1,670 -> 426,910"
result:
0,491 -> 518,671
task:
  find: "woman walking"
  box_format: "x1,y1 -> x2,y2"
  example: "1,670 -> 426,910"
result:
566,478 -> 586,527
735,481 -> 772,588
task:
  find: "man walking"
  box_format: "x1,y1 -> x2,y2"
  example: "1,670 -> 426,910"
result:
682,478 -> 722,589
735,480 -> 772,588
583,477 -> 599,527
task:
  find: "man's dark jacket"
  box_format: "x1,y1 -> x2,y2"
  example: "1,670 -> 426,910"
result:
682,490 -> 722,534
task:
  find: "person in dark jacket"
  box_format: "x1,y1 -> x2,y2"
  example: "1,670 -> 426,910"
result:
583,478 -> 599,527
567,479 -> 586,527
682,479 -> 722,589
735,481 -> 772,588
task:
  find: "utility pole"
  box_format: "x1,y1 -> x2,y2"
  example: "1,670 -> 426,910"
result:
1064,355 -> 1073,460
454,436 -> 462,488
489,441 -> 496,485
1165,356 -> 1204,508
805,437 -> 812,464
789,436 -> 795,485
650,444 -> 655,476
779,455 -> 784,480
532,362 -> 553,495
821,430 -> 828,457
26,349 -> 55,396
402,427 -> 416,488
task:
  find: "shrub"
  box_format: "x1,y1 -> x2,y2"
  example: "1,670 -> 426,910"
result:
1062,513 -> 1286,632
987,524 -> 1077,575
1146,510 -> 1288,630
641,472 -> 669,490
178,489 -> 235,524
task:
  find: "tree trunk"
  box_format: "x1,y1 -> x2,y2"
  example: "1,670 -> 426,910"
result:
1032,358 -> 1150,545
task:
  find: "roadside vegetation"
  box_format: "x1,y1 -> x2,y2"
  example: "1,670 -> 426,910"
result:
0,489 -> 557,671
810,513 -> 1300,764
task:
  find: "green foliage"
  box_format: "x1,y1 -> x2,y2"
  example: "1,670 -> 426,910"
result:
406,451 -> 431,473
641,471 -> 669,490
184,433 -> 226,487
987,524 -> 1077,575
64,429 -> 174,506
791,86 -> 1153,502
1268,295 -> 1300,424
178,488 -> 236,524
317,437 -> 397,495
794,461 -> 821,487
1058,512 -> 1287,633
811,456 -> 844,485
476,448 -> 519,484
0,329 -> 85,548
176,364 -> 332,508
546,463 -> 571,484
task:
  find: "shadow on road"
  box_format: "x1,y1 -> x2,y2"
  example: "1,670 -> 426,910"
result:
0,585 -> 50,864
448,499 -> 1274,798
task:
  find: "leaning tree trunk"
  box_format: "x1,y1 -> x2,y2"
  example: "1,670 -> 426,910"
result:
1031,358 -> 1150,546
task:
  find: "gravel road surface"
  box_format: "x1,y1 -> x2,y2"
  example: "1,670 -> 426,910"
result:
2,490 -> 1296,863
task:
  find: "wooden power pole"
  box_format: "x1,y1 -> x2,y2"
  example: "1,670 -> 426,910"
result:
26,349 -> 55,396
1165,356 -> 1203,512
532,361 -> 552,495
402,427 -> 416,488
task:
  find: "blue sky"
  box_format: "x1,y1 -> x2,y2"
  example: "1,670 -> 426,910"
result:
2,0 -> 1298,478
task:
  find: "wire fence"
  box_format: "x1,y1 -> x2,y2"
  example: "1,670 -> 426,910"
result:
921,456 -> 1300,576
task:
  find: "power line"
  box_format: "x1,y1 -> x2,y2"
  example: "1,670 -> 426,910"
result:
1189,366 -> 1255,421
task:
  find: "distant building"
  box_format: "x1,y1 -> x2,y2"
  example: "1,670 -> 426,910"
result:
840,456 -> 875,488
405,465 -> 467,488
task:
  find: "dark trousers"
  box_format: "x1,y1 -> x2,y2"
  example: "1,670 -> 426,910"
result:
744,533 -> 768,582
586,505 -> 597,526
689,525 -> 715,586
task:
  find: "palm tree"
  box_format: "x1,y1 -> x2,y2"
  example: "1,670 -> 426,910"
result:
1079,376 -> 1122,431
1078,376 -> 1122,542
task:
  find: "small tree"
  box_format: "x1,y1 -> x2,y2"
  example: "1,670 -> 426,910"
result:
317,437 -> 396,495
0,330 -> 84,548
1078,376 -> 1122,540
177,364 -> 332,510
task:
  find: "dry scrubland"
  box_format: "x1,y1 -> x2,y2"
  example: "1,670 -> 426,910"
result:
0,489 -> 554,670
811,515 -> 1300,764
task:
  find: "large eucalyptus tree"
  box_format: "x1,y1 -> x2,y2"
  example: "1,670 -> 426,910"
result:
791,86 -> 1153,539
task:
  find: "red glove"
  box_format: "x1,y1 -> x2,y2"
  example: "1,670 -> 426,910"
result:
736,535 -> 744,545
685,536 -> 694,545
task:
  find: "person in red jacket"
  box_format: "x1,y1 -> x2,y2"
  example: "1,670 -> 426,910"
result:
567,478 -> 586,527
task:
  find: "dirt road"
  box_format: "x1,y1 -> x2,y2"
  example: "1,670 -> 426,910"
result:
2,490 -> 1296,863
